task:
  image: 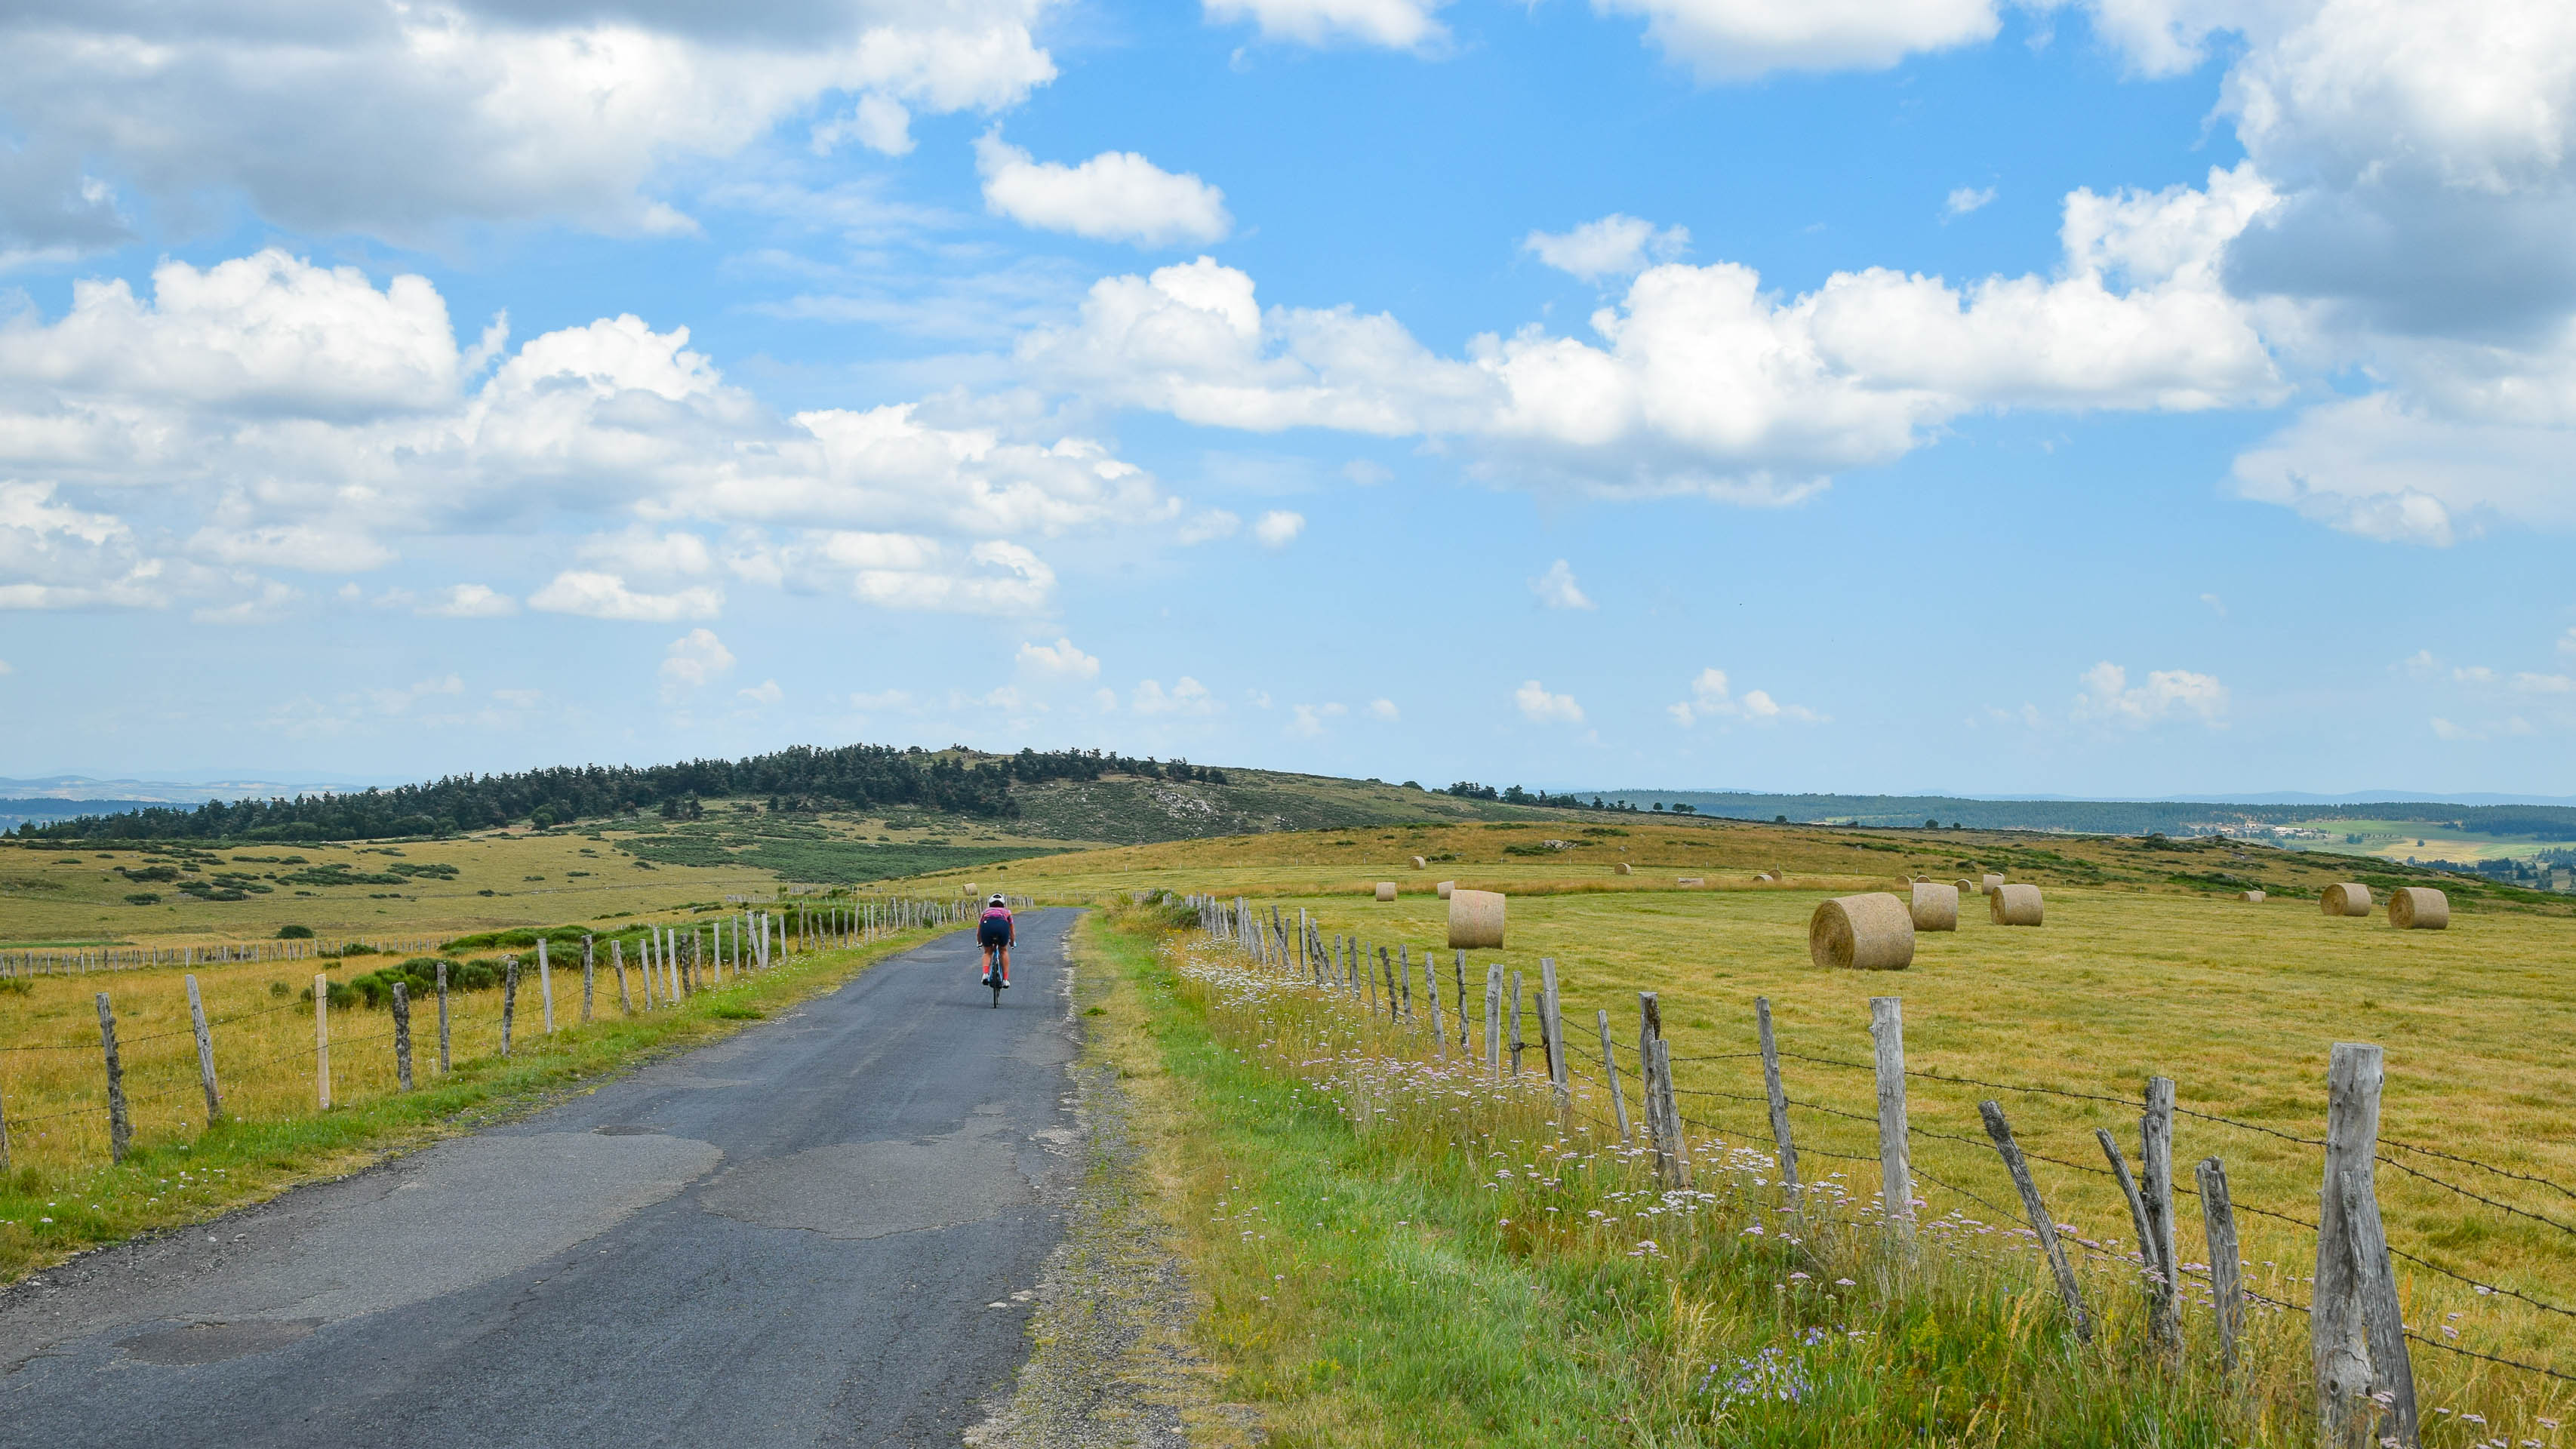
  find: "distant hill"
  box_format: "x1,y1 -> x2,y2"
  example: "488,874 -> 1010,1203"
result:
1587,789 -> 2576,841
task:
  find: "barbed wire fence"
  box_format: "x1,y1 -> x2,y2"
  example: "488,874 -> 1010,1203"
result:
1180,889 -> 2576,1446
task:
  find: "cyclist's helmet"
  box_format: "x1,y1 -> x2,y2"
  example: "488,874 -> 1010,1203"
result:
989,894 -> 1007,907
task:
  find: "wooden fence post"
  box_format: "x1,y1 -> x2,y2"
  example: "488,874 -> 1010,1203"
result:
2095,1125 -> 2164,1314
1979,1100 -> 2091,1341
614,940 -> 632,1014
1596,1008 -> 1632,1142
391,983 -> 414,1091
1485,965 -> 1503,1073
1868,997 -> 1913,1243
1755,996 -> 1799,1208
96,993 -> 132,1161
500,955 -> 519,1057
186,973 -> 223,1126
581,935 -> 596,1023
1508,970 -> 1525,1075
2316,1041 -> 2419,1449
538,938 -> 556,1033
1424,946 -> 1446,1058
2142,1076 -> 2183,1353
313,974 -> 332,1109
1538,958 -> 1568,1106
1636,992 -> 1691,1189
0,1094 -> 11,1173
436,961 -> 451,1072
1453,955 -> 1468,1052
1397,946 -> 1412,1017
2198,1156 -> 2243,1374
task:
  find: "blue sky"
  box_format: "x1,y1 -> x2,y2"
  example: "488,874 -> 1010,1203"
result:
2,0 -> 2571,796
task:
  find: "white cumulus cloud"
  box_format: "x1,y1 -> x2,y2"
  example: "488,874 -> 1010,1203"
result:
2070,661 -> 2229,728
1667,666 -> 1824,725
1515,679 -> 1585,724
975,132 -> 1232,248
420,584 -> 518,618
1531,559 -> 1596,610
658,628 -> 735,700
530,571 -> 724,623
1593,0 -> 2000,79
1524,215 -> 1690,283
1017,636 -> 1102,679
1254,509 -> 1306,548
1205,0 -> 1450,49
1944,186 -> 1996,219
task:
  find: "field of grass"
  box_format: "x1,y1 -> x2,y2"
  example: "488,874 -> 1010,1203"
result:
1008,823 -> 2576,1440
2275,818 -> 2565,866
1082,906 -> 2304,1446
0,803 -> 1078,950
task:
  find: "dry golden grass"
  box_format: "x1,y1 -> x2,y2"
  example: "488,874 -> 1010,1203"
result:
959,821 -> 2576,1428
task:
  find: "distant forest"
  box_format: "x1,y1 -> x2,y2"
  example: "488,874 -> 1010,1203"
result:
1591,790 -> 2576,841
12,746 -> 1229,843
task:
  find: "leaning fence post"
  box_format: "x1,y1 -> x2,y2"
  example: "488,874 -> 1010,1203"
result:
1538,959 -> 1568,1106
1454,954 -> 1469,1051
1424,946 -> 1447,1058
2316,1041 -> 2419,1449
1637,992 -> 1689,1189
436,961 -> 451,1072
500,955 -> 519,1057
2198,1156 -> 2243,1374
1980,1100 -> 2091,1341
2096,1126 -> 2160,1302
186,973 -> 223,1125
614,940 -> 632,1015
2142,1076 -> 2182,1353
1508,970 -> 1525,1075
96,992 -> 132,1161
313,974 -> 332,1109
538,938 -> 556,1034
1596,1008 -> 1632,1143
392,983 -> 414,1091
1755,996 -> 1799,1208
1868,997 -> 1913,1244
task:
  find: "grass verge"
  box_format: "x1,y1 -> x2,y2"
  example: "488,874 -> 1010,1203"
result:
0,927 -> 938,1284
1082,902 -> 2337,1447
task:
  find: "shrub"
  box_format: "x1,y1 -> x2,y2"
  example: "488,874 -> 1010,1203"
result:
276,924 -> 315,939
125,892 -> 162,905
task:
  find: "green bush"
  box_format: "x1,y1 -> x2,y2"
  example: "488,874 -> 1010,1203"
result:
125,892 -> 161,905
276,924 -> 315,939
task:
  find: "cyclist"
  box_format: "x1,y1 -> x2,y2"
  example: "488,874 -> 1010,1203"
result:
977,894 -> 1014,989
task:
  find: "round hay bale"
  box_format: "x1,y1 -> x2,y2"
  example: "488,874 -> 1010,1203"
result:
2388,886 -> 2449,930
2239,889 -> 2266,903
1980,872 -> 2004,895
1754,872 -> 1776,883
1676,876 -> 1706,888
1374,881 -> 1397,902
1953,878 -> 1976,894
1436,881 -> 1454,900
1810,894 -> 1916,971
1614,863 -> 1633,876
1990,883 -> 2044,926
1410,855 -> 1427,869
1910,881 -> 1959,931
2322,883 -> 2372,917
1448,889 -> 1505,949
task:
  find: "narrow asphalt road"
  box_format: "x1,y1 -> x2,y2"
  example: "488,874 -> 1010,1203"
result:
0,909 -> 1085,1447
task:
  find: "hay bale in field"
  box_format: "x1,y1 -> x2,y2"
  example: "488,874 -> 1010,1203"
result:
1810,894 -> 1916,970
1448,889 -> 1505,949
1410,855 -> 1427,869
2389,886 -> 2448,930
1753,872 -> 1775,883
1980,872 -> 2004,894
1614,863 -> 1633,876
1374,881 -> 1397,901
1954,878 -> 1976,894
2239,889 -> 2266,903
2322,883 -> 2372,917
1990,883 -> 2044,926
1910,881 -> 1959,931
1676,876 -> 1706,888
1436,881 -> 1454,900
